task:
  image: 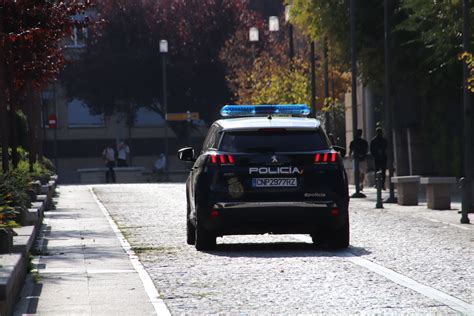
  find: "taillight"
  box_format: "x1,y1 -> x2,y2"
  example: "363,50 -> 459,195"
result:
209,154 -> 235,165
314,152 -> 337,164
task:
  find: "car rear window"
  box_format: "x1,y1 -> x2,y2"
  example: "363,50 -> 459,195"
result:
219,130 -> 329,153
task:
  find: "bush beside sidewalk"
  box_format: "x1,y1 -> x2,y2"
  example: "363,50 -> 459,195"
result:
0,175 -> 58,315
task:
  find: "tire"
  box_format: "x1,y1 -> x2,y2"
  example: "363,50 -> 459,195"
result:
186,201 -> 196,245
195,218 -> 216,251
311,217 -> 349,249
187,218 -> 196,245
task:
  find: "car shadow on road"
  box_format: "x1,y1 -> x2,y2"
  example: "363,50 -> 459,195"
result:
207,243 -> 371,258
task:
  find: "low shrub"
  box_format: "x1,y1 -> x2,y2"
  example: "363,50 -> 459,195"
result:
0,147 -> 56,227
0,180 -> 21,229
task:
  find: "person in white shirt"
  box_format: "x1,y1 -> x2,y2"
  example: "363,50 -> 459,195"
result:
117,141 -> 130,167
102,144 -> 116,183
154,153 -> 167,173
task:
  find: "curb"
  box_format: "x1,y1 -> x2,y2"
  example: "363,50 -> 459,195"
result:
0,176 -> 58,316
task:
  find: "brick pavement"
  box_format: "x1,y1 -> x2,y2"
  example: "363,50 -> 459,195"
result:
94,184 -> 473,315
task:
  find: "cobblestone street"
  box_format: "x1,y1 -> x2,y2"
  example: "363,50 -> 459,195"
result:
92,183 -> 473,315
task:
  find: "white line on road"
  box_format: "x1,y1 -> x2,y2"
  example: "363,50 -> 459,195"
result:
90,187 -> 172,316
424,217 -> 472,231
294,235 -> 474,315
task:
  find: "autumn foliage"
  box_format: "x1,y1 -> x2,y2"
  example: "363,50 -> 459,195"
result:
0,0 -> 96,173
63,0 -> 266,125
1,1 -> 94,90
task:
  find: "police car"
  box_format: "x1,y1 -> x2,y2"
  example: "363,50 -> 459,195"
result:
178,105 -> 349,251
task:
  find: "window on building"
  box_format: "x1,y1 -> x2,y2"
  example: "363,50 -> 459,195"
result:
65,25 -> 88,48
68,99 -> 104,127
134,107 -> 165,127
65,11 -> 91,48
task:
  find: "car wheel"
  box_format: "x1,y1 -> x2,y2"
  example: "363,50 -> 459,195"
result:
187,218 -> 196,245
186,200 -> 196,245
311,217 -> 349,249
195,218 -> 216,251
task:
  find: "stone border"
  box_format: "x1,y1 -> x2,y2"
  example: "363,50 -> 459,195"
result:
0,175 -> 58,316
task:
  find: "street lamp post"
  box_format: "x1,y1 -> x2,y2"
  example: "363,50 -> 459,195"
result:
310,41 -> 317,117
384,0 -> 397,203
249,27 -> 259,61
269,16 -> 279,32
160,39 -> 169,176
461,0 -> 472,223
323,37 -> 330,132
249,27 -> 259,42
285,5 -> 294,60
350,0 -> 365,198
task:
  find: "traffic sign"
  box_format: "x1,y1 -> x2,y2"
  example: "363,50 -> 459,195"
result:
48,114 -> 57,129
165,112 -> 199,121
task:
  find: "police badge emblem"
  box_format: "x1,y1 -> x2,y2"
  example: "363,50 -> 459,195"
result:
228,177 -> 244,198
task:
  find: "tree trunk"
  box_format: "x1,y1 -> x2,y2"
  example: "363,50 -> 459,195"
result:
9,105 -> 19,168
27,82 -> 37,172
0,18 -> 9,174
34,88 -> 43,162
7,64 -> 19,168
127,123 -> 133,166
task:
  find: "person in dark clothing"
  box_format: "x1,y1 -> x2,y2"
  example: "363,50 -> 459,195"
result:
370,127 -> 388,189
102,144 -> 116,183
328,133 -> 336,146
349,129 -> 369,190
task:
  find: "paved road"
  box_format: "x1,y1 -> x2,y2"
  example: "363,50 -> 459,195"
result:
93,184 -> 473,315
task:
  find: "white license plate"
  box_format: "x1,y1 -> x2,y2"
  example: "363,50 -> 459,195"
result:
252,178 -> 297,188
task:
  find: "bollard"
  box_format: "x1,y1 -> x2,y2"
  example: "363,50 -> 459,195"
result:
376,170 -> 384,209
457,177 -> 465,214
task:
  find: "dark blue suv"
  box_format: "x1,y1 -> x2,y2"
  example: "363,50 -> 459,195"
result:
178,105 -> 349,251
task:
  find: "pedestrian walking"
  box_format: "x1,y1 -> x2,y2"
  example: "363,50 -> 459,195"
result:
370,127 -> 388,189
349,129 -> 368,190
102,143 -> 116,183
117,141 -> 130,167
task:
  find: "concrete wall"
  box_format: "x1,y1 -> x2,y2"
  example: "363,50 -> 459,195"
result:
344,82 -> 373,153
41,83 -> 207,183
56,155 -> 193,184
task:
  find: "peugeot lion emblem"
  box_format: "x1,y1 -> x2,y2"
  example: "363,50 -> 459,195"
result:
271,155 -> 278,164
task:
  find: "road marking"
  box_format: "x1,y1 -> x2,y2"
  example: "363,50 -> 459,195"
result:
90,187 -> 171,316
294,235 -> 474,315
424,217 -> 472,231
37,269 -> 137,274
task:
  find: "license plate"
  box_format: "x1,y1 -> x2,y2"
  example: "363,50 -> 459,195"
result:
252,178 -> 297,188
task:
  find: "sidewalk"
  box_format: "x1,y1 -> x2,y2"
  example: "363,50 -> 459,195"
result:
14,185 -> 158,315
348,185 -> 473,230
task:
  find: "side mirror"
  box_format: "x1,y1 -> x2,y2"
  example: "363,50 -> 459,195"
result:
333,145 -> 346,158
178,147 -> 195,162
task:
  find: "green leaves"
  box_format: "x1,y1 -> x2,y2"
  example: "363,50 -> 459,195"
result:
0,185 -> 20,229
459,51 -> 474,92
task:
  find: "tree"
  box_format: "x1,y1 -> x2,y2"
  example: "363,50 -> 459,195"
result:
459,52 -> 474,92
62,0 -> 261,143
219,7 -> 350,132
0,0 -> 93,172
289,0 -> 473,175
290,0 -> 386,89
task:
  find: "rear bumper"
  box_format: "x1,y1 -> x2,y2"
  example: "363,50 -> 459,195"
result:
200,200 -> 348,236
213,200 -> 336,209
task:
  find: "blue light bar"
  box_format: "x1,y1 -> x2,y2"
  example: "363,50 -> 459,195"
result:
220,104 -> 311,117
